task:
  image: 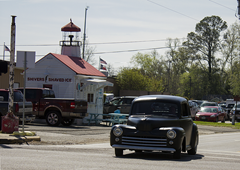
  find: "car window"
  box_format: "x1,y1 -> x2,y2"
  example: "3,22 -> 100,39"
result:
24,89 -> 37,100
201,107 -> 217,113
131,101 -> 178,117
201,103 -> 216,107
0,91 -> 8,101
0,91 -> 23,102
14,91 -> 24,102
228,104 -> 235,108
110,98 -> 121,106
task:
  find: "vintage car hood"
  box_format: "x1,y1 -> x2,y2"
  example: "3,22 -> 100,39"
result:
127,115 -> 181,131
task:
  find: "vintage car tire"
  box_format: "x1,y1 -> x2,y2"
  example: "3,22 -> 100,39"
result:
215,117 -> 218,122
115,149 -> 123,157
61,118 -> 75,126
188,135 -> 198,155
173,148 -> 181,159
46,111 -> 62,126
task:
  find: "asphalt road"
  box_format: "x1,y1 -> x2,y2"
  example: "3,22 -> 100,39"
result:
0,132 -> 240,170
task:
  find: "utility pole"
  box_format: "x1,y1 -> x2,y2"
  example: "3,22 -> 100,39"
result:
238,0 -> 240,17
82,6 -> 89,60
8,16 -> 16,116
2,16 -> 19,133
189,76 -> 191,99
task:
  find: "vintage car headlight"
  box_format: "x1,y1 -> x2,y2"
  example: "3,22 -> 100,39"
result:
210,114 -> 216,117
167,130 -> 176,139
196,114 -> 200,117
113,127 -> 123,137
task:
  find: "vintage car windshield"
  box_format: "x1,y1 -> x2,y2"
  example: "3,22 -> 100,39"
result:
131,101 -> 178,117
200,107 -> 217,113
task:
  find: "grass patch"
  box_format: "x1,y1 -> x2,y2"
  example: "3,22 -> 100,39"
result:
193,121 -> 240,129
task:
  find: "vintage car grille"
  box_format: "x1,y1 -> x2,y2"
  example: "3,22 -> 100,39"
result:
121,136 -> 167,147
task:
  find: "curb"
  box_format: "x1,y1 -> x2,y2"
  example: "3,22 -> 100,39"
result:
0,135 -> 41,144
0,131 -> 41,144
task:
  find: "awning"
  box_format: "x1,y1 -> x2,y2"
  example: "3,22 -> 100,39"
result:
81,78 -> 113,91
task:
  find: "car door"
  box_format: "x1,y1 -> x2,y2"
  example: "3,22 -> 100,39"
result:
104,98 -> 120,113
218,107 -> 225,120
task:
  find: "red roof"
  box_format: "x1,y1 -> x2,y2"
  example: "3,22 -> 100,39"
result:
47,53 -> 106,77
61,20 -> 81,32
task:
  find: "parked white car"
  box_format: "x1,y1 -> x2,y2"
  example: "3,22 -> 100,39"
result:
188,100 -> 199,120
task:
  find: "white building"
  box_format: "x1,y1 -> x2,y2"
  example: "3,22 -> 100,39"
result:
25,19 -> 113,122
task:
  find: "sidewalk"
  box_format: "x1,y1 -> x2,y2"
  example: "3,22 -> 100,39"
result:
0,132 -> 41,144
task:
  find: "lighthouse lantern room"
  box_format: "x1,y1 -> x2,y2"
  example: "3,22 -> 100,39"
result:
60,19 -> 82,57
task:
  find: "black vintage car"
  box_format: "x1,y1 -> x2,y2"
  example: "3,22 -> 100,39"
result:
110,95 -> 199,159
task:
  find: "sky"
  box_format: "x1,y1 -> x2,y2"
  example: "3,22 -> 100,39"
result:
0,0 -> 238,73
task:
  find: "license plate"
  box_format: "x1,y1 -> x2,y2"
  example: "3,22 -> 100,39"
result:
201,116 -> 206,120
19,108 -> 32,112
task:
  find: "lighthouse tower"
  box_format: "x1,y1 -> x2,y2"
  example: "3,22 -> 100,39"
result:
60,19 -> 81,57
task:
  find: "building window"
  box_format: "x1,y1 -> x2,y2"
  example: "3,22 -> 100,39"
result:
43,84 -> 52,89
88,93 -> 94,103
13,83 -> 19,88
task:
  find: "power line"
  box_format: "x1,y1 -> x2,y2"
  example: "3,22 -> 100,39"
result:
147,0 -> 199,22
0,45 -> 176,57
93,46 -> 174,54
89,39 -> 184,45
1,38 -> 186,47
209,0 -> 235,12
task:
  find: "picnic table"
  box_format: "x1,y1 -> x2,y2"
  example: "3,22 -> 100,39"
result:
86,113 -> 128,126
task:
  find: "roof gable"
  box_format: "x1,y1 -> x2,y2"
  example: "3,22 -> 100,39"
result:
48,53 -> 106,77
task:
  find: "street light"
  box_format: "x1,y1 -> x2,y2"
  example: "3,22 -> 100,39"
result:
82,6 -> 89,60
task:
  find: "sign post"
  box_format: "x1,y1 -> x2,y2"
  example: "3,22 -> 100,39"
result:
16,51 -> 35,132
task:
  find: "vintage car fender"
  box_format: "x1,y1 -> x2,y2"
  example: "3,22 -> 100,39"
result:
189,123 -> 199,150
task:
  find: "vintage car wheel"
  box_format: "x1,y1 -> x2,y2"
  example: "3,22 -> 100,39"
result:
115,149 -> 123,157
215,117 -> 218,122
61,118 -> 75,126
173,147 -> 181,159
188,135 -> 198,155
46,111 -> 62,126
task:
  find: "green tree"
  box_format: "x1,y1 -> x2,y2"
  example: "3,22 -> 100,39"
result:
229,61 -> 240,95
130,50 -> 166,92
116,68 -> 148,91
183,15 -> 227,94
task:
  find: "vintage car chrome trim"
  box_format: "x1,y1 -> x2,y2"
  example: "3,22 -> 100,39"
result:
112,144 -> 176,152
121,136 -> 167,147
122,142 -> 167,147
123,136 -> 167,141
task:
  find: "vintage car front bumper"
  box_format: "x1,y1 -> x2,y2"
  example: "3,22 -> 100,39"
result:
112,144 -> 176,152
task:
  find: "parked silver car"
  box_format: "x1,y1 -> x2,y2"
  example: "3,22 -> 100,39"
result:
188,100 -> 199,120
